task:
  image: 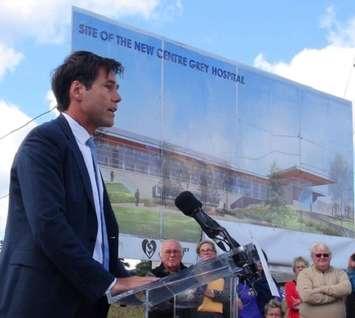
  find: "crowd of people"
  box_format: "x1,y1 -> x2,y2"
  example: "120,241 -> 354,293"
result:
146,240 -> 354,318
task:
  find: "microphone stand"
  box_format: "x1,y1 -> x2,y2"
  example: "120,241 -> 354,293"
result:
196,214 -> 250,268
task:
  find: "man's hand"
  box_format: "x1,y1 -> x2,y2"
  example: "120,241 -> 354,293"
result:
111,276 -> 158,296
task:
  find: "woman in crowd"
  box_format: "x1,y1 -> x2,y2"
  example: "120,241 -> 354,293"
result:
195,240 -> 230,318
284,256 -> 308,318
346,253 -> 355,318
264,299 -> 284,318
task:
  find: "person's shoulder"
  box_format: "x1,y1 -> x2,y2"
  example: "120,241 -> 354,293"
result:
18,116 -> 69,155
33,116 -> 65,136
300,266 -> 313,274
151,263 -> 166,277
26,116 -> 69,144
297,267 -> 312,281
180,262 -> 188,270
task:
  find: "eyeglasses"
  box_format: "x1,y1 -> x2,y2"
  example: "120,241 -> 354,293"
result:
314,253 -> 330,258
163,249 -> 181,255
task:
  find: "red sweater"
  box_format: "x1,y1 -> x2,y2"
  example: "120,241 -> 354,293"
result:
285,280 -> 300,318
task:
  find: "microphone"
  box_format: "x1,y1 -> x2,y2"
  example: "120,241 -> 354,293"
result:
175,191 -> 240,251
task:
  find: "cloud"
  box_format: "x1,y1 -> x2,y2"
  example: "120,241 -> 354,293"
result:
150,0 -> 183,23
46,90 -> 60,117
320,6 -> 355,47
0,100 -> 37,239
252,8 -> 355,183
254,46 -> 355,101
0,42 -> 24,80
253,8 -> 355,103
0,0 -> 177,44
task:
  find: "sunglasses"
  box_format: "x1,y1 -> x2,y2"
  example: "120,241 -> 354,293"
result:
314,253 -> 330,258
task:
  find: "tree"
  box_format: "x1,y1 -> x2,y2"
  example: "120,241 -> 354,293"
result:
328,154 -> 353,218
198,162 -> 219,207
176,161 -> 191,191
134,260 -> 152,276
160,148 -> 173,207
266,162 -> 286,209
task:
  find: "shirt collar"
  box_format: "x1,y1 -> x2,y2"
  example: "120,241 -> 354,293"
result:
62,112 -> 91,145
159,262 -> 186,273
312,264 -> 333,273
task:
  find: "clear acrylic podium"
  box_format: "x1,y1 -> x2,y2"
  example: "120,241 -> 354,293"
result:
108,244 -> 260,318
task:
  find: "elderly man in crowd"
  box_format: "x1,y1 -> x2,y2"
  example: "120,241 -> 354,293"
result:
149,239 -> 192,318
297,242 -> 351,318
151,240 -> 187,277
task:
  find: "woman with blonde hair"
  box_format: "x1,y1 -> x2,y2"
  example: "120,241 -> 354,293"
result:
284,256 -> 308,318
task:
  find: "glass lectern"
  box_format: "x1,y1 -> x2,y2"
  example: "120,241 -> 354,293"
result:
108,244 -> 261,318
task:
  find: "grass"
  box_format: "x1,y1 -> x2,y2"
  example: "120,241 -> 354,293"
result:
113,206 -> 201,242
113,206 -> 160,237
233,204 -> 352,236
162,213 -> 201,240
106,182 -> 135,204
332,218 -> 355,231
106,182 -> 201,242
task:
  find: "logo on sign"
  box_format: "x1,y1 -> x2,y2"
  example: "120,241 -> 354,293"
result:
142,239 -> 157,259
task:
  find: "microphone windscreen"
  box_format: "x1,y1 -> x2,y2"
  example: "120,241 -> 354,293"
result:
175,191 -> 202,216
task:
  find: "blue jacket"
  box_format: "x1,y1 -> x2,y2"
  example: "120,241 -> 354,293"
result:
238,281 -> 262,318
0,116 -> 129,318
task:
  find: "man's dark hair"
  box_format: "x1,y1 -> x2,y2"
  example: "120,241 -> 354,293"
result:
51,51 -> 123,112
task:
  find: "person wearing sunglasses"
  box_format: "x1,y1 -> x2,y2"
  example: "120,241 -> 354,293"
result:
297,242 -> 351,318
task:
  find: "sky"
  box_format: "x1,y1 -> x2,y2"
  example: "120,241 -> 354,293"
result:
0,0 -> 355,240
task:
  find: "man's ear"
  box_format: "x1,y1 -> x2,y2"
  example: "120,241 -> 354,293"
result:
69,80 -> 85,102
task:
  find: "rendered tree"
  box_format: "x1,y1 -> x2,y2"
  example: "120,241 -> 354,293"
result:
328,154 -> 353,218
160,148 -> 173,206
175,160 -> 191,192
134,260 -> 152,276
198,162 -> 219,207
266,162 -> 286,209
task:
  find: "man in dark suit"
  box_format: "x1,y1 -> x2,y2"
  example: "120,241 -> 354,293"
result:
0,51 -> 155,318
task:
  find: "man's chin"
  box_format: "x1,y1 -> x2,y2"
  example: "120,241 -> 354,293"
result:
99,119 -> 115,128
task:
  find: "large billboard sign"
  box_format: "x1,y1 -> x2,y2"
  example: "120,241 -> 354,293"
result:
72,8 -> 354,266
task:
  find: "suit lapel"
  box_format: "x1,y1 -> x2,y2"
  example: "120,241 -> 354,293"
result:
55,115 -> 95,209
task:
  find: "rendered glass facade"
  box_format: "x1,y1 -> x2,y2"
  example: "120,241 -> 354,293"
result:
73,8 -> 354,242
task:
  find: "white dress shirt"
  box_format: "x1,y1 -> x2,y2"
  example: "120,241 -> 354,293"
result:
62,113 -> 105,264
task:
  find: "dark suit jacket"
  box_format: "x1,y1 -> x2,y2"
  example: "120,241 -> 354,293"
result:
0,115 -> 129,318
